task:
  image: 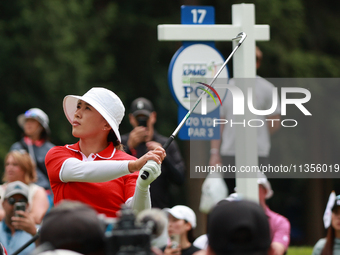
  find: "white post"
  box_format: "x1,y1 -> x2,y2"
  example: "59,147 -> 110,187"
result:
232,4 -> 259,202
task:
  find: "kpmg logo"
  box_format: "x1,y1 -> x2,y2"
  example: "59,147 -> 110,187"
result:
183,64 -> 207,76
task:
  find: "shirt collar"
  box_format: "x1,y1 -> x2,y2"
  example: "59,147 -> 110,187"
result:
66,141 -> 116,160
2,220 -> 12,234
24,137 -> 44,147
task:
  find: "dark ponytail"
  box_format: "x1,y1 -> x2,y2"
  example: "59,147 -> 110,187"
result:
321,226 -> 335,255
107,130 -> 123,151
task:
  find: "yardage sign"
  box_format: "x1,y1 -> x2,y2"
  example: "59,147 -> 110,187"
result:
168,6 -> 229,140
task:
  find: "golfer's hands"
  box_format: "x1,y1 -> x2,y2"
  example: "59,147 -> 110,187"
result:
128,147 -> 166,173
12,211 -> 37,236
136,160 -> 161,191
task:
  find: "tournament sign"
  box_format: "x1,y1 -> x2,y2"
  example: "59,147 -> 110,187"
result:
168,6 -> 229,140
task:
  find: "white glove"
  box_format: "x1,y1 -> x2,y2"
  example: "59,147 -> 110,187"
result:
136,160 -> 161,191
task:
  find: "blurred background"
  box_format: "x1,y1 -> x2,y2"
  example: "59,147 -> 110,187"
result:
1,0 -> 340,246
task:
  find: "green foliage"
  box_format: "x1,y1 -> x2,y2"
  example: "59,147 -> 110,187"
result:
288,246 -> 314,255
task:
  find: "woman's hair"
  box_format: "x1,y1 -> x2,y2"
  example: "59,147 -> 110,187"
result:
3,150 -> 37,184
107,129 -> 123,151
321,224 -> 335,255
184,220 -> 195,243
39,128 -> 48,140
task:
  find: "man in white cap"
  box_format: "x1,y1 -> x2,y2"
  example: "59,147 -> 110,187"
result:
0,181 -> 38,255
258,173 -> 290,255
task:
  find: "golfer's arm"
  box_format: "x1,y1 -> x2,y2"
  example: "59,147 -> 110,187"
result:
60,158 -> 131,182
126,186 -> 151,214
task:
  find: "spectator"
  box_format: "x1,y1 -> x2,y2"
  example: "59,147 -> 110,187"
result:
37,200 -> 105,255
206,200 -> 271,255
258,174 -> 290,255
194,193 -> 242,251
0,150 -> 49,224
0,181 -> 39,255
164,205 -> 201,255
10,108 -> 55,205
121,97 -> 185,209
45,87 -> 165,218
209,46 -> 281,192
312,192 -> 340,255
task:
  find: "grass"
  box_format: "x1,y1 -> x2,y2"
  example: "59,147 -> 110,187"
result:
288,246 -> 314,255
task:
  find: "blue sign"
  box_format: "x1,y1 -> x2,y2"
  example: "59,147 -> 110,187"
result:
178,106 -> 221,140
168,6 -> 229,140
181,6 -> 215,24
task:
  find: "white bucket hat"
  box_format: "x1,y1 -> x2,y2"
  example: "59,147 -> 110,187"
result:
17,108 -> 50,134
164,205 -> 197,229
63,87 -> 125,142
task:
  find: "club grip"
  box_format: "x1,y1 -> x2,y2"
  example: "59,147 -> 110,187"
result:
140,136 -> 175,180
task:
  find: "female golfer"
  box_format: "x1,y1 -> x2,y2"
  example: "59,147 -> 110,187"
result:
313,192 -> 340,255
46,87 -> 166,218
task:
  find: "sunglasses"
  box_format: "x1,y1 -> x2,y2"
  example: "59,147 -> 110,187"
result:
7,197 -> 27,206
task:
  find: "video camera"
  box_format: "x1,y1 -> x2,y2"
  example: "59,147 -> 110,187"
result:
106,206 -> 154,255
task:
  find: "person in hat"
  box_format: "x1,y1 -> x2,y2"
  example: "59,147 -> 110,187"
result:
206,199 -> 271,255
0,181 -> 39,255
45,88 -> 166,218
0,150 -> 49,224
121,97 -> 185,209
258,173 -> 290,255
164,205 -> 201,255
37,200 -> 105,255
312,192 -> 340,255
209,46 -> 281,193
10,108 -> 55,204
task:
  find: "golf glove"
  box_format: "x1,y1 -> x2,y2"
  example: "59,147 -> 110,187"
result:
136,160 -> 161,191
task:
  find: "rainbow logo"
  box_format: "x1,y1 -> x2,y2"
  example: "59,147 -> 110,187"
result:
197,82 -> 223,106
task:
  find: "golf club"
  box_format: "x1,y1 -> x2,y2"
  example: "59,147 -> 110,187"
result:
141,32 -> 247,180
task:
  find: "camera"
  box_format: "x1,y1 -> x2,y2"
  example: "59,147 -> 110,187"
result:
14,202 -> 27,217
137,116 -> 148,127
106,205 -> 152,255
170,235 -> 180,249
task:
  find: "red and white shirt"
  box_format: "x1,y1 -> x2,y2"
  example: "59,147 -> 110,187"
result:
46,142 -> 138,218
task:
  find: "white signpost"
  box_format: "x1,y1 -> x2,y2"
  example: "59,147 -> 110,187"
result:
158,3 -> 270,202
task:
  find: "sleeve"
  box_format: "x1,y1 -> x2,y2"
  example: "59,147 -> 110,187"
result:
60,158 -> 130,182
46,146 -> 131,183
45,146 -> 72,184
312,239 -> 326,255
9,141 -> 24,151
124,171 -> 151,214
271,216 -> 291,250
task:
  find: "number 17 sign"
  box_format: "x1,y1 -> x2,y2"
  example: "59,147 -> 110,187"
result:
181,5 -> 215,25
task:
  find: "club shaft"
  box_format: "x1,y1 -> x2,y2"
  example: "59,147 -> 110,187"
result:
171,41 -> 243,139
141,33 -> 246,180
